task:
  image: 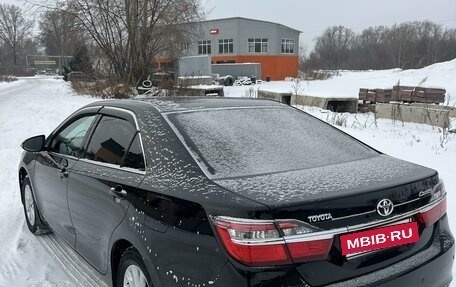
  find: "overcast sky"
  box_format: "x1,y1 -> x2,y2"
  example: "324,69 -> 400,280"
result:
1,0 -> 455,51
204,0 -> 456,51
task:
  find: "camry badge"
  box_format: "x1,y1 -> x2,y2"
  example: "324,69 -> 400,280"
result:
377,199 -> 394,217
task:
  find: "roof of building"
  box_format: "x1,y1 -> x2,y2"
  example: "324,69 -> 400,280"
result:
195,17 -> 302,33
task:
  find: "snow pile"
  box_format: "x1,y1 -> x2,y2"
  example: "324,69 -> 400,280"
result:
226,58 -> 456,104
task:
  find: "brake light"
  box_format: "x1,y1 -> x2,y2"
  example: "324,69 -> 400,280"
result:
213,217 -> 332,266
286,239 -> 333,262
278,220 -> 333,262
416,197 -> 447,227
416,180 -> 447,227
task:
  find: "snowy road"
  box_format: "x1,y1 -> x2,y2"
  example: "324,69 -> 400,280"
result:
0,76 -> 455,286
0,77 -> 96,287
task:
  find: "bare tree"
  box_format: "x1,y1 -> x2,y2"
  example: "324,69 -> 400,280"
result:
304,21 -> 456,71
39,10 -> 85,58
43,0 -> 203,86
313,26 -> 355,69
0,4 -> 34,65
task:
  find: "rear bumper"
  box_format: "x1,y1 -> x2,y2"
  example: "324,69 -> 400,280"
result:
378,243 -> 454,287
326,216 -> 455,287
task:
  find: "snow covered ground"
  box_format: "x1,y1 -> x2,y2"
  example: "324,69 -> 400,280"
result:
226,58 -> 456,105
0,64 -> 455,286
0,77 -> 96,287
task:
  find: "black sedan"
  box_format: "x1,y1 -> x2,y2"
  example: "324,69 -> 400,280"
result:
18,97 -> 454,287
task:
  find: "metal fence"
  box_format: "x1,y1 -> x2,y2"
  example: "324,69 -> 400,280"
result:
0,66 -> 35,77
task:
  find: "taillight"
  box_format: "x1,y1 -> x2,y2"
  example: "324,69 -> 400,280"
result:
213,217 -> 332,266
416,198 -> 447,227
416,180 -> 447,227
278,220 -> 333,262
214,218 -> 289,265
286,238 -> 333,262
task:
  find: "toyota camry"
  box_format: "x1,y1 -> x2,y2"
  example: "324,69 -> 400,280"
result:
18,97 -> 454,287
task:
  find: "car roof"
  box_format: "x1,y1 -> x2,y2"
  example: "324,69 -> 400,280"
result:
85,97 -> 284,114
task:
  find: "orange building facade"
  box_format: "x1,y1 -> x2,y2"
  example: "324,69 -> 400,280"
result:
211,55 -> 299,81
174,17 -> 301,81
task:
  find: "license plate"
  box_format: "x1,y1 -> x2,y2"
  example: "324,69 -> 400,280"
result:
340,222 -> 419,256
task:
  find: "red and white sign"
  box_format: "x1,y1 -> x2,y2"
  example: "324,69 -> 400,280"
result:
340,222 -> 419,256
210,28 -> 219,35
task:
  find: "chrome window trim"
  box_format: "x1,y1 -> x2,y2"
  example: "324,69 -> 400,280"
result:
79,158 -> 146,175
48,151 -> 79,161
103,106 -> 141,132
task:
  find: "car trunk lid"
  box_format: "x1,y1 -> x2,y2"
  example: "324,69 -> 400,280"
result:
214,155 -> 441,285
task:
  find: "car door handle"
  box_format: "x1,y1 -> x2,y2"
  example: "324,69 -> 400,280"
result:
110,185 -> 127,199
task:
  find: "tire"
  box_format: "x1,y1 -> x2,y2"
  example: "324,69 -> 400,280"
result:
142,80 -> 152,89
116,248 -> 151,287
21,177 -> 50,234
223,75 -> 234,86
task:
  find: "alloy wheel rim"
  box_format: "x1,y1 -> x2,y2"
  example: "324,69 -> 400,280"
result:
24,185 -> 35,226
123,264 -> 148,287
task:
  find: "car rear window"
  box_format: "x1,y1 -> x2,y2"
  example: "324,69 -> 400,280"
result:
168,107 -> 378,179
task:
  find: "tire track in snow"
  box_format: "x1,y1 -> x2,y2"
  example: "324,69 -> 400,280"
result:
37,234 -> 108,287
0,257 -> 20,283
1,77 -> 98,286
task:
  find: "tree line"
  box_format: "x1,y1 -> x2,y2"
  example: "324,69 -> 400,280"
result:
0,5 -> 36,66
3,4 -> 455,86
302,21 -> 456,71
0,0 -> 202,87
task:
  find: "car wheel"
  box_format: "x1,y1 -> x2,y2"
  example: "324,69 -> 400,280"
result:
117,248 -> 151,287
22,176 -> 50,234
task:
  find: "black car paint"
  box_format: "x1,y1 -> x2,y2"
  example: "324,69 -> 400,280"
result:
18,98 -> 454,287
68,160 -> 139,273
32,151 -> 77,246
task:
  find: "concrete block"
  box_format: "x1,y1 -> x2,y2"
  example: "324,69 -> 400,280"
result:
258,90 -> 358,113
375,103 -> 454,128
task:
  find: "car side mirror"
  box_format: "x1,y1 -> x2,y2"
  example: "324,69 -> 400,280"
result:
21,135 -> 46,152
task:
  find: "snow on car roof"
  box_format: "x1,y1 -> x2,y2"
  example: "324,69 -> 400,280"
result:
85,97 -> 284,114
136,97 -> 282,113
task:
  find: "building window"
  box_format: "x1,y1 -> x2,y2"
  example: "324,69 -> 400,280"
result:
219,39 -> 234,54
281,39 -> 295,54
198,40 -> 211,55
182,42 -> 189,52
248,38 -> 268,53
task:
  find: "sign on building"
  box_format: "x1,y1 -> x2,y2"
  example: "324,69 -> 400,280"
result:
34,60 -> 57,65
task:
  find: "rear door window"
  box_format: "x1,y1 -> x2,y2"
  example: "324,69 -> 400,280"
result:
122,133 -> 145,171
85,116 -> 136,165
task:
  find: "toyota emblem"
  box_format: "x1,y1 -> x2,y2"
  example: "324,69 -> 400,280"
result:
377,199 -> 394,217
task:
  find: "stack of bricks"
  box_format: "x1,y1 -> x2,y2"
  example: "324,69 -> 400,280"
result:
359,86 -> 445,104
